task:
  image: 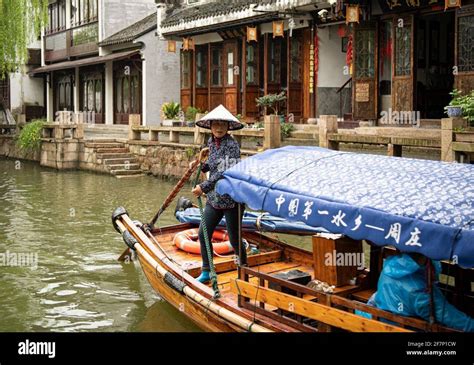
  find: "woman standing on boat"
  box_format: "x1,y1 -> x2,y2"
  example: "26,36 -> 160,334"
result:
191,105 -> 246,283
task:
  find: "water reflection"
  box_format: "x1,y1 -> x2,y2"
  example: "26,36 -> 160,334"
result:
0,158 -> 200,332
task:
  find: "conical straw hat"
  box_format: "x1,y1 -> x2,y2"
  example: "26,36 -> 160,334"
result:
196,104 -> 244,130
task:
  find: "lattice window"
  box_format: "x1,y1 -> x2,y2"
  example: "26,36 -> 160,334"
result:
0,77 -> 10,110
355,30 -> 375,78
458,15 -> 474,72
395,25 -> 411,76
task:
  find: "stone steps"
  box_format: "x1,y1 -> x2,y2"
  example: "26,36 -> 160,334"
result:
103,157 -> 138,165
86,139 -> 143,177
96,147 -> 129,154
96,152 -> 135,159
106,163 -> 140,170
84,142 -> 125,149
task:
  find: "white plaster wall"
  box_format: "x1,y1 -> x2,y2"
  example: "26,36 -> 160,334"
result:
317,25 -> 349,88
9,69 -> 44,113
135,31 -> 181,125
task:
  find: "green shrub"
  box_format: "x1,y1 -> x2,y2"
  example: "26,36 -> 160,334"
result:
16,119 -> 45,150
280,122 -> 294,140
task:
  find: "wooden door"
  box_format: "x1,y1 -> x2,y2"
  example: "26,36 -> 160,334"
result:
392,15 -> 415,113
288,30 -> 303,121
180,50 -> 193,112
243,39 -> 260,119
455,5 -> 474,93
352,22 -> 378,120
223,40 -> 239,115
209,44 -> 224,110
113,60 -> 142,125
194,45 -> 208,112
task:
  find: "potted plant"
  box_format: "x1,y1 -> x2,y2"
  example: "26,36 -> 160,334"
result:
445,89 -> 463,118
161,101 -> 181,126
256,91 -> 287,120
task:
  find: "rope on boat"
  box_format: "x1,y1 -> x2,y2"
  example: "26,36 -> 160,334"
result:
192,162 -> 221,299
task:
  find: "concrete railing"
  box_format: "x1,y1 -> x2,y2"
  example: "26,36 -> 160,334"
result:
319,115 -> 444,158
441,117 -> 473,163
128,114 -> 273,150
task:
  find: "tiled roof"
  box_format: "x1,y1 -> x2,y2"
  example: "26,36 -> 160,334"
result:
99,12 -> 157,47
161,1 -> 276,28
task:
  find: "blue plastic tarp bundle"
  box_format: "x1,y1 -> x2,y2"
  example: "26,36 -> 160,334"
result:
175,207 -> 328,234
216,146 -> 474,268
364,254 -> 474,332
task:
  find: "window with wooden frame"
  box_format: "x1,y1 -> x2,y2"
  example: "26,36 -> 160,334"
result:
47,0 -> 66,34
80,70 -> 103,113
268,39 -> 281,83
114,63 -> 141,115
71,0 -> 98,27
195,47 -> 207,88
226,48 -> 235,86
246,43 -> 258,85
55,73 -> 74,112
181,51 -> 191,89
290,37 -> 302,82
355,29 -> 375,78
458,14 -> 474,72
211,46 -> 222,87
394,26 -> 411,76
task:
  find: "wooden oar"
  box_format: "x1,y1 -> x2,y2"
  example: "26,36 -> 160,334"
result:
117,148 -> 209,262
147,147 -> 209,230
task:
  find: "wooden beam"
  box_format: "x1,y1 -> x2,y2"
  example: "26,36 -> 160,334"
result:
264,33 -> 268,96
242,35 -> 246,118
230,279 -> 411,332
207,43 -> 211,112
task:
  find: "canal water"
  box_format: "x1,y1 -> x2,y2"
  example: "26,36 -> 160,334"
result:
0,158 -> 201,332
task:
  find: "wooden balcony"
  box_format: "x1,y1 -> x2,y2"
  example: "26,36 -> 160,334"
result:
44,22 -> 99,63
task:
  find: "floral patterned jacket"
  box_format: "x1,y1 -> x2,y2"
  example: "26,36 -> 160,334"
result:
200,134 -> 241,209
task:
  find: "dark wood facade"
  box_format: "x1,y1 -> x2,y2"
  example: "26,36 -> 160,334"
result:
180,27 -> 312,122
352,1 -> 474,120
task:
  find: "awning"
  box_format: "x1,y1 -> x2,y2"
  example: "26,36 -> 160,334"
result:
216,146 -> 474,268
29,49 -> 140,75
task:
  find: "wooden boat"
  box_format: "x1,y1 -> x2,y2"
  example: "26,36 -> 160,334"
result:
113,210 -> 470,332
112,146 -> 473,332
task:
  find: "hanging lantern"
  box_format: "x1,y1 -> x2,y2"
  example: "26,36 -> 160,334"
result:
183,37 -> 194,51
167,40 -> 176,53
445,0 -> 461,9
346,5 -> 360,25
247,26 -> 258,42
273,21 -> 284,38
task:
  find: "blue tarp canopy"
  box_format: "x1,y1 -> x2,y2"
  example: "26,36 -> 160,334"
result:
176,207 -> 328,234
216,146 -> 474,268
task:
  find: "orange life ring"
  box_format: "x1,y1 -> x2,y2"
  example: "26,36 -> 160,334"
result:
173,228 -> 234,255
